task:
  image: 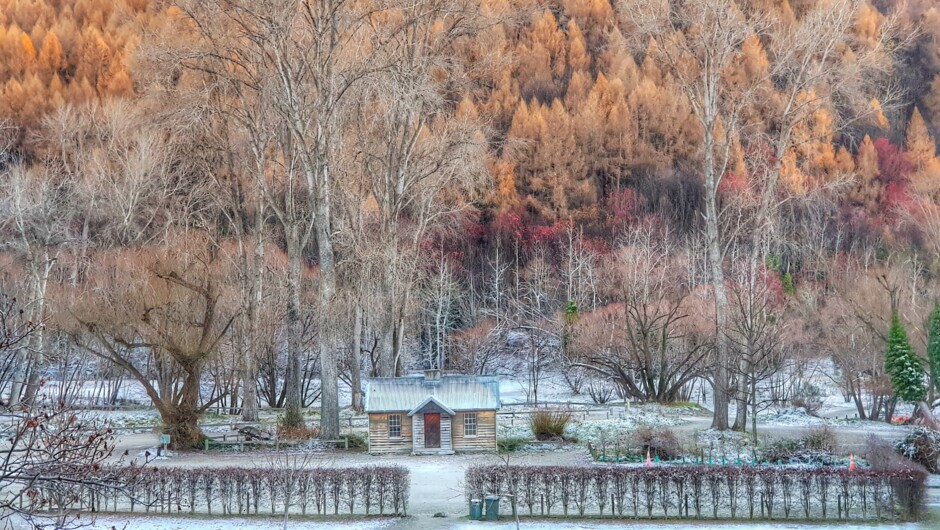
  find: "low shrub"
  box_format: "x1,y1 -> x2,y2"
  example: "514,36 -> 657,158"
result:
895,427 -> 940,473
790,382 -> 824,416
760,427 -> 837,465
345,432 -> 368,449
528,409 -> 571,440
498,436 -> 530,453
588,380 -> 615,404
632,427 -> 682,461
665,401 -> 701,409
801,426 -> 836,451
563,366 -> 587,395
277,424 -> 321,441
865,434 -> 923,471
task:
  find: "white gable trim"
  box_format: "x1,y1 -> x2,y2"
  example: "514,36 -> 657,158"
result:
407,395 -> 456,417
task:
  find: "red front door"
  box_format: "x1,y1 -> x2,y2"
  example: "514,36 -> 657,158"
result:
424,413 -> 441,448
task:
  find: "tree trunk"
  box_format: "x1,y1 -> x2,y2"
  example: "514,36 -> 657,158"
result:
751,376 -> 758,443
283,231 -> 305,428
733,348 -> 752,431
316,207 -> 340,440
241,206 -> 264,422
351,304 -> 363,413
21,248 -> 52,405
377,327 -> 396,377
704,124 -> 731,430
394,316 -> 405,376
163,368 -> 205,449
375,271 -> 398,377
733,387 -> 748,431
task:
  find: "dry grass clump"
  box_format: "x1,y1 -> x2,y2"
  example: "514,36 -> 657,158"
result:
529,409 -> 571,440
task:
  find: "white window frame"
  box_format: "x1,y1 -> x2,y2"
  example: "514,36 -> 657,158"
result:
464,412 -> 477,437
388,414 -> 402,439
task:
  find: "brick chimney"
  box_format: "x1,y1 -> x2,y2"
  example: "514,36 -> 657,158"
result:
424,369 -> 441,382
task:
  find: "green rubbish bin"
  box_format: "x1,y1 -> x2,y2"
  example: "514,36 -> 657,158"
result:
484,495 -> 500,520
469,499 -> 483,520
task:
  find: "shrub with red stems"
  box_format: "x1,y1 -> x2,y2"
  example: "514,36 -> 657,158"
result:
47,464 -> 408,517
465,464 -> 925,521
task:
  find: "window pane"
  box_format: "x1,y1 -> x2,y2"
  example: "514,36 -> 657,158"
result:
389,414 -> 401,438
465,412 -> 477,436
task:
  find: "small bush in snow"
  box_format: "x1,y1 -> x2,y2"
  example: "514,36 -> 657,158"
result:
895,427 -> 940,473
563,366 -> 587,395
760,428 -> 837,466
276,423 -> 321,441
790,382 -> 824,416
529,410 -> 571,440
632,427 -> 682,461
588,380 -> 615,404
498,436 -> 530,453
802,426 -> 837,452
865,434 -> 922,472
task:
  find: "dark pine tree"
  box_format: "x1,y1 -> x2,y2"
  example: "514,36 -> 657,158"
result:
885,313 -> 926,404
927,304 -> 940,397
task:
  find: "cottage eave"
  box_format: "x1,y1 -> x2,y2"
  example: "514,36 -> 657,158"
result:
406,395 -> 456,417
367,406 -> 497,414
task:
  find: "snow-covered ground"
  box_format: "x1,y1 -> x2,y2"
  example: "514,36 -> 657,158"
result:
453,523 -> 921,530
55,364 -> 916,458
71,516 -> 397,530
76,514 -> 931,530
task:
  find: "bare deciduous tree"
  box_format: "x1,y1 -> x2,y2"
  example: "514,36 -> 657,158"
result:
0,164 -> 72,406
573,224 -> 707,402
621,0 -> 762,428
73,238 -> 236,448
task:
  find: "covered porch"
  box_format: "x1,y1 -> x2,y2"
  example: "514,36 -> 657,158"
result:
408,396 -> 455,455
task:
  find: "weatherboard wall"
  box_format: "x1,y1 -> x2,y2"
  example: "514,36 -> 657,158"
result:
367,413 -> 413,454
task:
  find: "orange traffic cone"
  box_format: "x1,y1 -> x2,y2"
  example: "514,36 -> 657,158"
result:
646,448 -> 652,467
849,454 -> 856,471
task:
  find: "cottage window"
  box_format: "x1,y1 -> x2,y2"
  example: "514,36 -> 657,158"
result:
388,414 -> 402,438
464,412 -> 477,437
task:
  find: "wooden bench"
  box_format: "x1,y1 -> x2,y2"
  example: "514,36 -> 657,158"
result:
203,432 -> 280,451
319,436 -> 350,449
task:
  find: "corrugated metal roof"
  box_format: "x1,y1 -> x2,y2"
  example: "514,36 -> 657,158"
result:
365,374 -> 501,413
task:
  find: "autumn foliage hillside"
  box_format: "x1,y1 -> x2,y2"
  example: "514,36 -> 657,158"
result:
3,0 -> 940,434
0,0 -> 148,130
0,0 -> 938,230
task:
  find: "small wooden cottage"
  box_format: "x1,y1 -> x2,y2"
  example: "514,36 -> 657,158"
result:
365,370 -> 501,455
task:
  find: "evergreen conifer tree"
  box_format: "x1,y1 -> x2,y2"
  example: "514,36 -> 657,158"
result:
885,313 -> 926,403
927,304 -> 940,396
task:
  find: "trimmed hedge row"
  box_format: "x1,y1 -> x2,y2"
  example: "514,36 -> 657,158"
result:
71,465 -> 409,516
465,465 -> 925,521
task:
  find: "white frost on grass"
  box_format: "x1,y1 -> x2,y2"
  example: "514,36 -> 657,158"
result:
497,409 -> 686,447
755,406 -> 827,426
567,415 -> 683,446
